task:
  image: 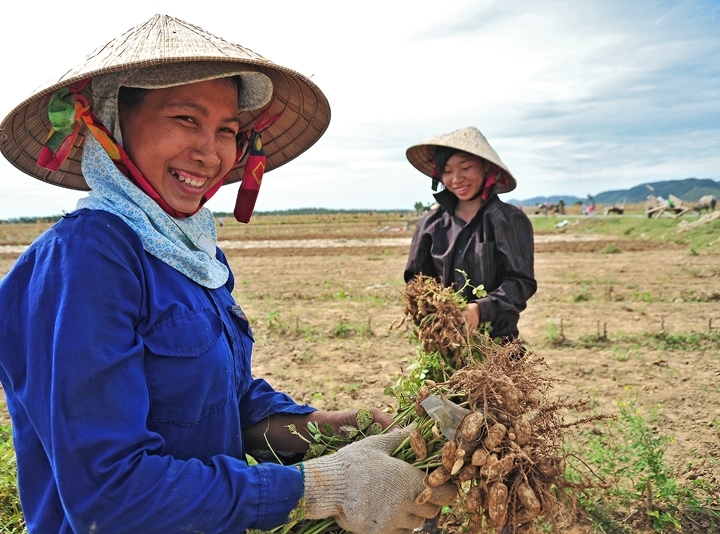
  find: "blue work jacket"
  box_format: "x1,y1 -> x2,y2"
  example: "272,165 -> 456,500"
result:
0,209 -> 314,533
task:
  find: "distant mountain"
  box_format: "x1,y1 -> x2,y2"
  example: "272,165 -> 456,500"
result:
508,194 -> 584,207
507,178 -> 720,206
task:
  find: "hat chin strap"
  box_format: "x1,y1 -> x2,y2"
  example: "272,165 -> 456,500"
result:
478,169 -> 510,201
233,110 -> 282,223
37,80 -> 211,218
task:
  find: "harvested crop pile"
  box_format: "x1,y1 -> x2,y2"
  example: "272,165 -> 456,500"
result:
407,341 -> 597,533
269,341 -> 596,534
263,275 -> 600,534
393,273 -> 493,373
391,274 -> 600,532
399,274 -> 470,365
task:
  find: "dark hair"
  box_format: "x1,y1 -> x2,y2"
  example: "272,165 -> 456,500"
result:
433,147 -> 495,178
117,75 -> 243,109
432,146 -> 460,178
118,87 -> 150,108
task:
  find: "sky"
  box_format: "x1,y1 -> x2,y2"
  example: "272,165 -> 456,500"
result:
0,0 -> 718,218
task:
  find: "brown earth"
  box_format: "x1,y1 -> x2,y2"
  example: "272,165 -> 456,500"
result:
221,229 -> 719,533
1,220 -> 719,533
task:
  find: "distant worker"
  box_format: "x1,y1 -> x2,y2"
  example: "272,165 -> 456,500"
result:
404,126 -> 537,343
557,198 -> 566,215
403,126 -> 537,534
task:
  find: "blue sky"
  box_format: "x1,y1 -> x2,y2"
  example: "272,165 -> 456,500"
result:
0,0 -> 718,218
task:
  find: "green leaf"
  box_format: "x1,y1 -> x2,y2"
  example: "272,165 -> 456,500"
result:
304,443 -> 326,460
339,425 -> 359,439
355,408 -> 374,431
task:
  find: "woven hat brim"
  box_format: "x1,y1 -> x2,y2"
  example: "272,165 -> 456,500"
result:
0,15 -> 330,191
406,127 -> 517,194
113,63 -> 274,112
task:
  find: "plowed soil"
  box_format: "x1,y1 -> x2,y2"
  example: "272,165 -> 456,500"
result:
1,216 -> 718,533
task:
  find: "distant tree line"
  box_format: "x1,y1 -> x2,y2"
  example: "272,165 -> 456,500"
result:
5,178 -> 717,222
0,209 -> 414,224
213,208 -> 411,218
509,177 -> 720,207
0,215 -> 62,224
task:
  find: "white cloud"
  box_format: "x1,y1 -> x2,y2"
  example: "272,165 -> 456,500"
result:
1,0 -> 718,218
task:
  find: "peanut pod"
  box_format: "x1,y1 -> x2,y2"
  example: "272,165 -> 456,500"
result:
536,457 -> 564,478
427,466 -> 452,487
513,416 -> 532,446
441,439 -> 458,471
481,453 -> 515,480
409,429 -> 428,462
517,482 -> 541,514
471,448 -> 489,467
487,482 -> 509,527
451,457 -> 465,476
483,423 -> 507,450
457,463 -> 479,483
415,487 -> 433,505
460,411 -> 485,442
464,485 -> 482,513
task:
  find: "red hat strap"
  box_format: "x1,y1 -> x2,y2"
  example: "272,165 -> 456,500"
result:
233,109 -> 282,223
37,79 -> 92,171
38,80 -> 206,218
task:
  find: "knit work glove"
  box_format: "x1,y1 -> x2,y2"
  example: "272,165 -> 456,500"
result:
301,426 -> 457,534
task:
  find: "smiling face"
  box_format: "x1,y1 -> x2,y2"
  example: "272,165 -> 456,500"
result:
440,152 -> 487,201
119,79 -> 241,214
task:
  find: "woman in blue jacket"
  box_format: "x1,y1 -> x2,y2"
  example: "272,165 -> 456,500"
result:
0,15 -> 454,534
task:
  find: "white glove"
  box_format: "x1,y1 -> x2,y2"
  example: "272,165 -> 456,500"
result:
301,426 -> 456,534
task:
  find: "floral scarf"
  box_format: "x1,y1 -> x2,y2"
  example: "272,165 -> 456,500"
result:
76,136 -> 229,289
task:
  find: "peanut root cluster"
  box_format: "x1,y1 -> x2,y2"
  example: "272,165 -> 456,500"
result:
398,275 -> 470,366
409,342 -> 591,534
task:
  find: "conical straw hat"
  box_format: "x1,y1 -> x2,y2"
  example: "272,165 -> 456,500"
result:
0,14 -> 331,191
406,126 -> 516,194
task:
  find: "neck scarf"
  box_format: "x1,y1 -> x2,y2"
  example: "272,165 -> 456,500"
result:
77,136 -> 229,289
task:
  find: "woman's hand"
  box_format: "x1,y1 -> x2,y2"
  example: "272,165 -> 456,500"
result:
243,408 -> 395,453
462,301 -> 481,333
323,408 -> 395,432
302,425 -> 457,534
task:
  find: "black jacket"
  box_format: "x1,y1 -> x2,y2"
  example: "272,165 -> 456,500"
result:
404,194 -> 536,338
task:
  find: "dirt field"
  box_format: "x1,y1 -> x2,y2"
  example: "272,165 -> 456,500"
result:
1,214 -> 719,532
220,219 -> 719,533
